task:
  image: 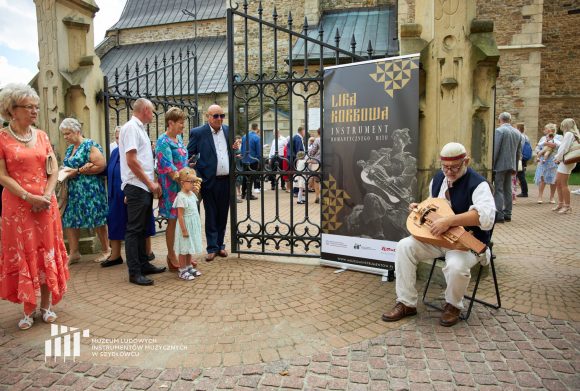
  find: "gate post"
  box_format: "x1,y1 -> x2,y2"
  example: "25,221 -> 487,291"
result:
400,0 -> 499,197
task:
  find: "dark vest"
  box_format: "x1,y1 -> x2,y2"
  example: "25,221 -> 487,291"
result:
431,167 -> 492,245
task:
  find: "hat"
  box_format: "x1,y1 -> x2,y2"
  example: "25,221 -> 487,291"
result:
440,142 -> 467,161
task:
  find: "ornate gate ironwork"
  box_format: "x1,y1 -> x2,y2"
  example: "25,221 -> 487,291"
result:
100,49 -> 199,232
227,1 -> 382,257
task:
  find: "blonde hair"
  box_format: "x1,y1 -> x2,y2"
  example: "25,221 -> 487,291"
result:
560,118 -> 580,141
544,123 -> 558,133
165,107 -> 186,127
177,167 -> 199,185
0,83 -> 40,120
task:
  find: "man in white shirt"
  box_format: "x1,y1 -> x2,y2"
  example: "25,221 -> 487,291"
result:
119,98 -> 164,286
382,142 -> 496,327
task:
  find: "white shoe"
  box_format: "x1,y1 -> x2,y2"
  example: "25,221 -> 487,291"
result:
253,189 -> 261,193
571,189 -> 580,195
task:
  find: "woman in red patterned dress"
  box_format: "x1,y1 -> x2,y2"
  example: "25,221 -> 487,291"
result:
0,84 -> 69,330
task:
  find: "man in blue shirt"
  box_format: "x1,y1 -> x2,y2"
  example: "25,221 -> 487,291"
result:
241,123 -> 261,200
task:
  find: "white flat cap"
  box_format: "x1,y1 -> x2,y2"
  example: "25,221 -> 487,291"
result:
440,142 -> 467,161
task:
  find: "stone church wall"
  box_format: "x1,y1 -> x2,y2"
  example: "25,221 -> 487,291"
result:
539,1 -> 580,135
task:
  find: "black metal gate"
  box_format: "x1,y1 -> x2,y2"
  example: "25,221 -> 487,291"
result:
227,1 -> 379,257
100,49 -> 199,231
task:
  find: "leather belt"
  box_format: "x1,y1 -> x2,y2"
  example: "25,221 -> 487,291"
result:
216,175 -> 229,179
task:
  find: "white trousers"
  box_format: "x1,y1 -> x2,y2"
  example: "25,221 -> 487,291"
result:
395,236 -> 480,310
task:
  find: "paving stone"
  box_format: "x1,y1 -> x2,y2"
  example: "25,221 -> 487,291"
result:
453,373 -> 475,387
92,377 -> 114,389
72,362 -> 93,373
327,378 -> 348,390
349,371 -> 369,384
217,376 -> 236,389
118,368 -> 142,381
128,378 -> 154,390
105,366 -> 126,379
0,372 -> 24,385
68,377 -> 94,390
54,361 -> 78,374
515,372 -> 543,388
330,366 -> 348,379
473,374 -> 498,385
31,373 -> 61,388
139,369 -> 161,379
56,373 -> 79,386
542,379 -> 568,391
550,360 -> 575,373
158,368 -> 179,381
369,369 -> 389,381
237,376 -> 260,388
86,365 -> 109,378
180,368 -> 202,381
429,370 -> 452,382
260,374 -> 281,387
280,376 -> 304,389
241,364 -> 263,375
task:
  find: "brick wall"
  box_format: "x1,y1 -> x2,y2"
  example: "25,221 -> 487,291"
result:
321,0 -> 393,8
539,1 -> 580,135
116,19 -> 226,45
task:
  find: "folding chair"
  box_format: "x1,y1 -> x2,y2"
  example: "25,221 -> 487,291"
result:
421,240 -> 501,321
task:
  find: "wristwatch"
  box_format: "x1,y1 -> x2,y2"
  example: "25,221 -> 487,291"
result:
21,192 -> 28,200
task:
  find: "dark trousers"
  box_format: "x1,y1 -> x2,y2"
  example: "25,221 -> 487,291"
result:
201,177 -> 230,253
516,163 -> 528,196
269,157 -> 281,189
124,184 -> 153,276
241,162 -> 259,197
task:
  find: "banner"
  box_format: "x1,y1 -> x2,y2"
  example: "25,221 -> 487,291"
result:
321,54 -> 420,275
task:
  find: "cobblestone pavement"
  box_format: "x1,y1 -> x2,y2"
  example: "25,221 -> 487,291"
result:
0,184 -> 579,390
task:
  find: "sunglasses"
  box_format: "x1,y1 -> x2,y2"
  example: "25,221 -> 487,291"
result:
210,113 -> 226,119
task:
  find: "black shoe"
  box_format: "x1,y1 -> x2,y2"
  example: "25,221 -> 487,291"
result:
101,257 -> 123,268
504,216 -> 512,222
129,274 -> 154,286
147,252 -> 155,261
516,194 -> 528,198
246,195 -> 258,200
142,264 -> 166,275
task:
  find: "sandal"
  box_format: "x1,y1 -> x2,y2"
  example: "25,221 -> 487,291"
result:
93,251 -> 110,263
178,269 -> 195,281
558,206 -> 572,214
187,266 -> 202,277
167,257 -> 179,271
69,252 -> 81,264
40,306 -> 57,323
18,312 -> 35,330
552,203 -> 564,212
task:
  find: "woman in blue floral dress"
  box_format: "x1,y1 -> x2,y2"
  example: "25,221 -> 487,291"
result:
60,118 -> 109,263
156,107 -> 188,270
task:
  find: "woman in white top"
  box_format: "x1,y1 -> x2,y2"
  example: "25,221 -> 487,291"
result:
553,118 -> 580,214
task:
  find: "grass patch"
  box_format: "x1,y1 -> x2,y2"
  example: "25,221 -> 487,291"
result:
525,169 -> 580,185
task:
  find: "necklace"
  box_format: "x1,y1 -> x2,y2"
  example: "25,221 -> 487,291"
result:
8,124 -> 33,144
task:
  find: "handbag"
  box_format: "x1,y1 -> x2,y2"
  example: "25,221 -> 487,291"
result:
563,141 -> 580,164
55,168 -> 75,216
46,155 -> 55,175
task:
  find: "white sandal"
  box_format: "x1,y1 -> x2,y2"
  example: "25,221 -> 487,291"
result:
40,306 -> 57,323
187,266 -> 202,277
18,312 -> 35,330
178,269 -> 195,281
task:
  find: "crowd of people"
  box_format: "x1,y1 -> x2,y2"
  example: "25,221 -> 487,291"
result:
1,82 -> 578,332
